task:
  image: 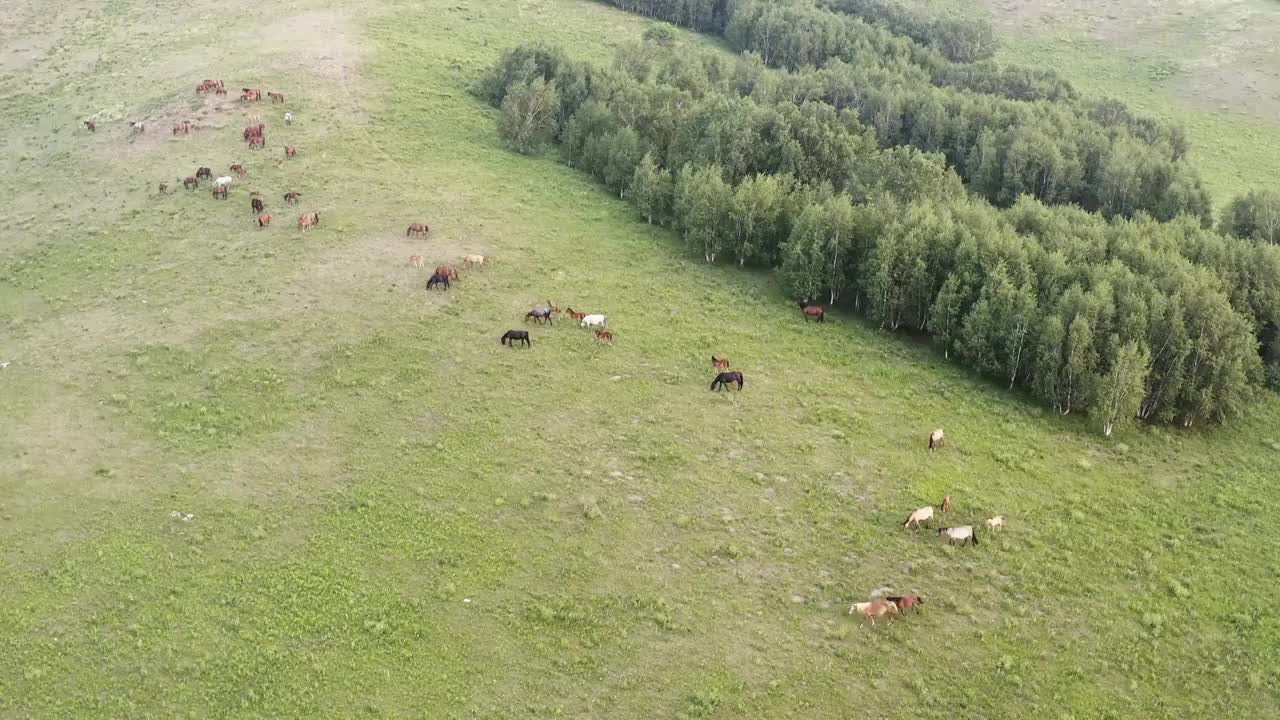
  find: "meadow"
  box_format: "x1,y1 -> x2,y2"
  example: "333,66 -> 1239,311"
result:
1,0 -> 1278,717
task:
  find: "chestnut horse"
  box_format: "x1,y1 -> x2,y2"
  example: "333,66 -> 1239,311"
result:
285,145 -> 296,158
799,302 -> 825,322
230,163 -> 245,177
595,330 -> 614,345
565,307 -> 586,322
434,265 -> 459,281
297,212 -> 319,230
406,223 -> 429,238
710,371 -> 744,391
257,213 -> 272,227
249,136 -> 265,150
711,356 -> 729,370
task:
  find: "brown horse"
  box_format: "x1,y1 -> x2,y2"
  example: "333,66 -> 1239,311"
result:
407,255 -> 425,268
268,91 -> 285,103
941,495 -> 952,513
257,213 -> 272,227
434,265 -> 459,281
241,88 -> 262,102
284,192 -> 301,204
212,185 -> 228,200
462,254 -> 485,270
297,212 -> 319,230
248,136 -> 265,150
595,330 -> 614,345
171,121 -> 191,135
251,197 -> 265,214
285,145 -> 296,158
230,163 -> 246,177
183,176 -> 198,190
406,223 -> 429,238
711,356 -> 729,370
799,302 -> 825,322
886,595 -> 924,614
83,120 -> 96,133
158,182 -> 168,194
565,307 -> 586,322
710,371 -> 744,392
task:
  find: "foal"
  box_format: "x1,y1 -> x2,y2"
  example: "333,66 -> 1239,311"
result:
711,356 -> 729,370
710,371 -> 744,391
594,330 -> 614,345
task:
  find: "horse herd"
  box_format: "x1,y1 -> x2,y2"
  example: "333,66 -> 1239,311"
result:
83,80 -> 317,230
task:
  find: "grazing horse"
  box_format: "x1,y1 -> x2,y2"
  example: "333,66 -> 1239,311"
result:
230,163 -> 246,177
941,495 -> 952,513
407,255 -> 425,268
903,505 -> 934,530
928,428 -> 944,451
526,306 -> 554,325
710,371 -> 744,391
257,213 -> 272,227
501,330 -> 531,348
565,307 -> 586,322
850,599 -> 898,626
579,314 -> 607,330
986,515 -> 1005,531
251,197 -> 265,214
938,526 -> 978,546
595,330 -> 614,345
171,121 -> 191,135
285,145 -> 296,158
426,272 -> 450,290
241,88 -> 262,102
284,191 -> 301,204
212,185 -> 228,200
297,212 -> 319,230
462,254 -> 485,270
268,91 -> 285,103
799,302 -> 825,322
196,167 -> 212,181
711,356 -> 729,370
406,223 -> 429,238
213,176 -> 233,189
434,265 -> 459,281
183,176 -> 198,190
129,120 -> 145,134
886,595 -> 924,613
284,111 -> 293,126
84,120 -> 96,133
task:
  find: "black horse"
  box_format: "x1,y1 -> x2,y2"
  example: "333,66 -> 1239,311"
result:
426,272 -> 450,290
525,307 -> 553,325
710,371 -> 744,391
500,330 -> 531,348
195,166 -> 212,181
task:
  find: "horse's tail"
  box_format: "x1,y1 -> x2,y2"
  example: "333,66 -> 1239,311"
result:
737,375 -> 744,389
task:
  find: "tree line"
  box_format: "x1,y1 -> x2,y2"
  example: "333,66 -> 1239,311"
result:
485,39 -> 1280,431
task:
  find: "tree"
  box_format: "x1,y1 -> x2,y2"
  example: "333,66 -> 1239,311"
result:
1089,339 -> 1150,436
673,165 -> 733,262
603,128 -> 644,198
629,152 -> 673,225
731,173 -> 791,266
499,76 -> 560,154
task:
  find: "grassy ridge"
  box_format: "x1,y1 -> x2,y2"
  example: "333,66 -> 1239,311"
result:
1,0 -> 1278,717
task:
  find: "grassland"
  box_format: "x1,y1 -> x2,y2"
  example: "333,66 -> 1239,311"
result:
1,0 -> 1279,718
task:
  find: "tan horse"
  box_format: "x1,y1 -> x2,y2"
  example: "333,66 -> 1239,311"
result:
903,505 -> 934,530
928,428 -> 944,451
407,255 -> 425,268
985,515 -> 1005,531
854,599 -> 898,626
462,254 -> 485,270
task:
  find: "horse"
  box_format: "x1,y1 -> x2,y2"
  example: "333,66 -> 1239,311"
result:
158,182 -> 168,194
903,505 -> 934,529
595,330 -> 614,345
711,356 -> 729,370
129,120 -> 145,134
434,265 -> 459,281
546,301 -> 561,315
406,223 -> 430,238
251,197 -> 265,214
851,599 -> 898,626
462,254 -> 485,270
230,163 -> 246,177
938,526 -> 978,546
183,176 -> 198,190
215,86 -> 227,95
941,495 -> 952,513
526,306 -> 554,325
579,314 -> 606,330
284,111 -> 293,126
886,595 -> 924,614
284,192 -> 301,204
407,255 -> 425,268
257,213 -> 271,227
268,91 -> 285,103
928,428 -> 944,451
985,515 -> 1005,531
195,167 -> 212,181
212,185 -> 228,200
241,88 -> 262,102
565,307 -> 586,322
249,136 -> 265,150
426,272 -> 450,291
285,145 -> 296,158
799,302 -> 825,322
83,120 -> 96,133
501,330 -> 530,348
171,121 -> 191,135
710,371 -> 744,391
297,212 -> 319,230
214,176 -> 233,189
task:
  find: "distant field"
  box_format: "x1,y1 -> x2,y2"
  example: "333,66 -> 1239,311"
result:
2,1 -> 1279,718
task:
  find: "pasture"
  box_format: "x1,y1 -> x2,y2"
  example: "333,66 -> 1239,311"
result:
1,0 -> 1278,717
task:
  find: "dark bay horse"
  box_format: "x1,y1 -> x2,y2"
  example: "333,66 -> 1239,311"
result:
501,330 -> 530,348
710,371 -> 744,391
799,302 -> 825,322
426,272 -> 450,290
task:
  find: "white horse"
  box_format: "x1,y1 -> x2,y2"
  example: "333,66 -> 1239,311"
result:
284,111 -> 293,126
129,120 -> 145,134
902,505 -> 934,529
580,314 -> 607,330
938,526 -> 978,546
213,176 -> 234,189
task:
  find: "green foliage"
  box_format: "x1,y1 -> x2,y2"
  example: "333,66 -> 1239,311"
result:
1219,190 -> 1280,245
499,76 -> 561,154
1090,339 -> 1151,436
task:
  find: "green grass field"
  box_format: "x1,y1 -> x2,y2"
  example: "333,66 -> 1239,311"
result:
2,0 -> 1279,717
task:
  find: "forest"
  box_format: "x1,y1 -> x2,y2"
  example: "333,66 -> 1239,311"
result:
486,3 -> 1280,432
